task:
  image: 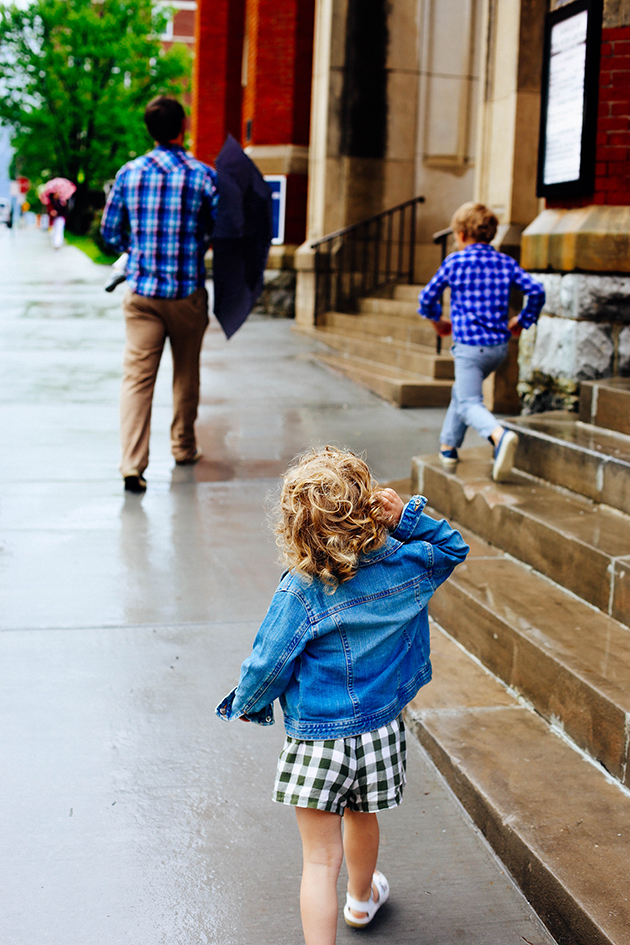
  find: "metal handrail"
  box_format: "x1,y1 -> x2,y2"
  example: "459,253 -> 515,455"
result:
432,226 -> 453,264
311,196 -> 425,320
431,227 -> 453,354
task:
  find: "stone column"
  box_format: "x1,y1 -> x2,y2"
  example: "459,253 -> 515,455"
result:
296,0 -> 421,326
413,0 -> 484,282
470,0 -> 546,412
474,0 -> 546,250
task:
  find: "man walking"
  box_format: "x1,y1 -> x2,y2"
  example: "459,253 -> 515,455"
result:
101,96 -> 218,493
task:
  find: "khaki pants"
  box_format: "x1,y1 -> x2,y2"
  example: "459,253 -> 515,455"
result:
120,287 -> 209,477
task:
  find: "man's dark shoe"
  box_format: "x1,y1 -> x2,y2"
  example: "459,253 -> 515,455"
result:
124,474 -> 147,493
175,449 -> 202,466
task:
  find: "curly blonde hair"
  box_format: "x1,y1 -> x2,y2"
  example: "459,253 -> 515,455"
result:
275,446 -> 389,588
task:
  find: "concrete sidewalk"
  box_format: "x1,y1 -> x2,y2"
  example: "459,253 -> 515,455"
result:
0,227 -> 555,944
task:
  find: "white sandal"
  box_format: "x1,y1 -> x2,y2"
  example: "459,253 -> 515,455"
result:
343,870 -> 389,928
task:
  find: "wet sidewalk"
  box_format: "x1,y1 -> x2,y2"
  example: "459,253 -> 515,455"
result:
0,227 -> 555,944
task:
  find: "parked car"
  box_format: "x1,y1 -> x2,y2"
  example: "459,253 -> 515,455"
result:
0,198 -> 13,228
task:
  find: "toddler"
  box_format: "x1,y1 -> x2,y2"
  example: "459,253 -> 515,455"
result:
217,446 -> 468,944
418,202 -> 545,481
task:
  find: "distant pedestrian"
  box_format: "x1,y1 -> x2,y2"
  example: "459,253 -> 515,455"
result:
48,192 -> 68,249
418,202 -> 545,481
217,446 -> 468,945
101,96 -> 218,493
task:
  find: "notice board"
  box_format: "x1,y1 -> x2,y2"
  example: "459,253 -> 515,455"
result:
536,0 -> 602,199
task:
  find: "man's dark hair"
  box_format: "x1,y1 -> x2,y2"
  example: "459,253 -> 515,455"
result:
144,96 -> 186,144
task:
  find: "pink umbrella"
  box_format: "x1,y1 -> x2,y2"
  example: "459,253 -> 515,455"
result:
39,177 -> 76,203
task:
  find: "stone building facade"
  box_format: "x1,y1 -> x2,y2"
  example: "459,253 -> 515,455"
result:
192,0 -> 630,410
294,0 -> 548,348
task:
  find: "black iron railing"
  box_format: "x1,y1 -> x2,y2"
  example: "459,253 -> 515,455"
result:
430,226 -> 454,354
311,196 -> 425,320
432,226 -> 453,263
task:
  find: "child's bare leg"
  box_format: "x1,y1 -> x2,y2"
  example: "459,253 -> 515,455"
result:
343,809 -> 380,918
490,425 -> 504,446
295,807 -> 344,945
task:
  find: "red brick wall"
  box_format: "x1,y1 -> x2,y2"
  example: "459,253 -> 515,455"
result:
242,0 -> 314,146
173,10 -> 196,38
548,26 -> 630,208
593,26 -> 630,205
191,0 -> 245,165
192,0 -> 314,242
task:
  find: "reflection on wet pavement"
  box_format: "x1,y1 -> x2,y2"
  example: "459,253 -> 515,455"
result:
0,229 -> 554,945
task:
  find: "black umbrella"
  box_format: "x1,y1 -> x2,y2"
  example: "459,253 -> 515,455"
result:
212,135 -> 273,339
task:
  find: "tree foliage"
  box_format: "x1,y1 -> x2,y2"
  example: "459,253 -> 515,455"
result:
0,0 -> 192,227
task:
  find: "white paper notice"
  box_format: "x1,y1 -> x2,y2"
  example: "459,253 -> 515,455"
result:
543,10 -> 588,186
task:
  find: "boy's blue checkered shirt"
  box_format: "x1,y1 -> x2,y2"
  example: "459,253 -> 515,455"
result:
101,144 -> 219,299
418,243 -> 545,345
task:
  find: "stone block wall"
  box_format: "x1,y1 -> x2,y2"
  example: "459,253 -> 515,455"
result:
518,272 -> 630,413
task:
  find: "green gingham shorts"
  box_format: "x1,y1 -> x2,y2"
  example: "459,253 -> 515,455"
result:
273,715 -> 407,814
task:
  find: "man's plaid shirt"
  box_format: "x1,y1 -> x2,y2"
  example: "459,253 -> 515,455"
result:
418,243 -> 545,345
101,145 -> 219,299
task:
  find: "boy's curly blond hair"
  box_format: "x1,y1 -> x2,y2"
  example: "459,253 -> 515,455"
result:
275,446 -> 388,588
451,201 -> 498,244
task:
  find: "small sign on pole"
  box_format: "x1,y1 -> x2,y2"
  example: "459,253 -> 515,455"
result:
264,175 -> 287,245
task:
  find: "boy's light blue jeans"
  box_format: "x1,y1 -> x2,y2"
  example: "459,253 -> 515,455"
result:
440,342 -> 509,447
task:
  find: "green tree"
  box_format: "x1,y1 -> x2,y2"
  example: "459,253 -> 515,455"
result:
0,0 -> 192,230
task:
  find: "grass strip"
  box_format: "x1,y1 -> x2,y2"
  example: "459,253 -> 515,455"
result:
64,232 -> 118,267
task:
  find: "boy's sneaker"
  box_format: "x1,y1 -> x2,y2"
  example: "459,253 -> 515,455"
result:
439,447 -> 459,470
492,429 -> 519,482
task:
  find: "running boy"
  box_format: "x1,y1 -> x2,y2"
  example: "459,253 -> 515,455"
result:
217,446 -> 468,945
418,202 -> 545,481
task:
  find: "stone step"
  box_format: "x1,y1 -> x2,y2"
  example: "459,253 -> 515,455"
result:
357,296 -> 420,319
313,353 -> 452,407
412,448 -> 630,624
504,411 -> 630,515
393,283 -> 426,301
359,292 -> 451,320
580,378 -> 630,436
324,310 -> 439,348
312,326 -> 455,379
406,622 -> 630,945
425,512 -> 630,784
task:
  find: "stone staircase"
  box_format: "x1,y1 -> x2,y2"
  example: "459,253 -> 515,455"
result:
301,284 -> 454,407
406,377 -> 630,945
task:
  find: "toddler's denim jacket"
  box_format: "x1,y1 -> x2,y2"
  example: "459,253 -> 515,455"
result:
216,496 -> 469,740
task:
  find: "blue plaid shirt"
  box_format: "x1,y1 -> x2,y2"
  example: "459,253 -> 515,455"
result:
101,145 -> 219,299
418,243 -> 545,346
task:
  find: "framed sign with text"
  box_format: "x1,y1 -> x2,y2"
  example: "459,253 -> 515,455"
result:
536,0 -> 602,198
264,175 -> 287,245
